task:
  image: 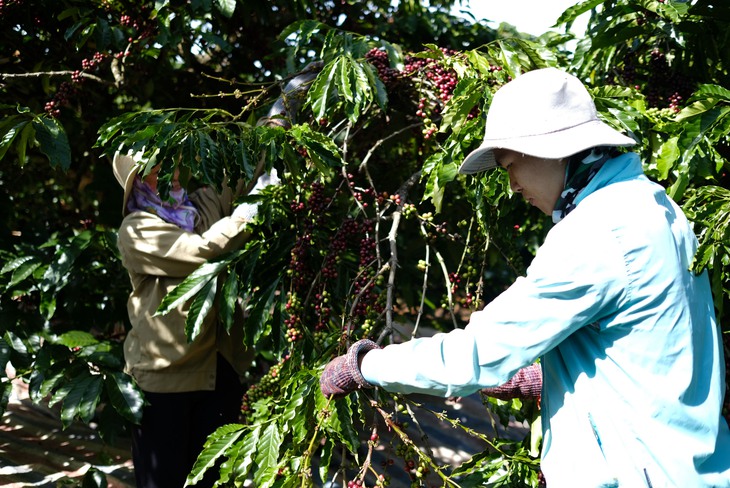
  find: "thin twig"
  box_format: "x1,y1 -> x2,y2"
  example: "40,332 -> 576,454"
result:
357,122 -> 422,172
0,70 -> 110,85
375,170 -> 422,344
420,222 -> 458,329
411,243 -> 430,339
371,401 -> 460,487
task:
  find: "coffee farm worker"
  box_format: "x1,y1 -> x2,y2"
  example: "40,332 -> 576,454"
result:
113,65 -> 319,488
320,67 -> 730,487
113,151 -> 277,488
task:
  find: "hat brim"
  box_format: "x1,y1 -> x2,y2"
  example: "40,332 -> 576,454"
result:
458,119 -> 636,175
112,153 -> 141,216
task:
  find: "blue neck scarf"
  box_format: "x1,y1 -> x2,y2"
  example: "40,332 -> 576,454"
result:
552,148 -> 613,224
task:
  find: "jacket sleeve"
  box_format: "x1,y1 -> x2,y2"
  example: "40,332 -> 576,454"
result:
360,218 -> 630,398
117,210 -> 250,278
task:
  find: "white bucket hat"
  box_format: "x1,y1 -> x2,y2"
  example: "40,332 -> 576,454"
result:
458,67 -> 636,174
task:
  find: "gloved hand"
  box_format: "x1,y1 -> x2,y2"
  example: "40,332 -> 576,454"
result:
480,363 -> 542,401
257,61 -> 323,129
320,339 -> 380,398
232,168 -> 281,222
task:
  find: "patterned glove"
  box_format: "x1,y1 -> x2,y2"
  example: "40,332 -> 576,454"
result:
257,61 -> 323,129
320,339 -> 380,398
481,364 -> 542,401
232,168 -> 281,222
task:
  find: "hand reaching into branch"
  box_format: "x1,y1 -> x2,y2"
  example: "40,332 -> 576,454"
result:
481,363 -> 542,401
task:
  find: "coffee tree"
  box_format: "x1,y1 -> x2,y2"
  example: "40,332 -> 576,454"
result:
0,1 -> 728,487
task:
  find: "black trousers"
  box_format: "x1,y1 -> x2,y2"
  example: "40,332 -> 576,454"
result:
132,355 -> 244,488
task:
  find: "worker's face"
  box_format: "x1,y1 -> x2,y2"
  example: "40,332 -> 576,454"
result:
142,164 -> 181,193
493,149 -> 567,216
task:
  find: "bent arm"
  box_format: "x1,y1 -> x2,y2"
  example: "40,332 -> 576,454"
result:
361,222 -> 628,398
117,211 -> 251,278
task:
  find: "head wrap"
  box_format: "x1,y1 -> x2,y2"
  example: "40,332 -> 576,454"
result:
126,177 -> 199,232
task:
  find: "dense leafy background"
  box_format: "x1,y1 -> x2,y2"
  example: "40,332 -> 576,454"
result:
1,1 -> 728,486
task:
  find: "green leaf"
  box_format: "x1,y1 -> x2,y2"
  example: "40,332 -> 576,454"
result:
254,422 -> 283,487
187,423 -> 245,486
55,331 -> 99,348
1,255 -> 35,274
4,256 -> 41,288
40,293 -> 57,321
81,467 -> 107,488
590,22 -> 648,50
244,274 -> 280,346
676,98 -> 721,121
40,231 -> 93,292
184,277 -> 217,342
687,84 -> 730,103
289,124 -> 343,177
309,59 -> 338,122
59,373 -> 103,428
220,424 -> 261,483
4,331 -> 32,370
282,378 -> 314,444
361,57 -> 388,111
156,259 -> 228,315
16,120 -> 35,166
440,78 -> 484,134
219,269 -> 239,334
656,136 -> 680,180
214,0 -> 236,17
32,116 -> 71,170
336,56 -> 354,104
104,371 -> 144,424
197,130 -> 223,187
318,437 -> 335,484
451,449 -> 498,477
317,392 -> 361,454
555,0 -> 604,25
0,120 -> 29,161
29,367 -> 65,403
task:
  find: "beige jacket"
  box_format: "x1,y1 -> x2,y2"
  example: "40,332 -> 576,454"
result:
117,184 -> 254,393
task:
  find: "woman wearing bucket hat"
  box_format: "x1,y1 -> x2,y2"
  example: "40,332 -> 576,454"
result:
112,151 -> 278,488
320,68 -> 730,487
112,66 -> 318,488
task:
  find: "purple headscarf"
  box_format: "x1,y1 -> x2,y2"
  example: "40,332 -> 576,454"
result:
127,177 -> 199,232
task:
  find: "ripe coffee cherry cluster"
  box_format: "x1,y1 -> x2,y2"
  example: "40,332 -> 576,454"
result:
41,3 -> 158,118
402,47 -> 459,103
645,49 -> 687,112
45,52 -> 108,117
366,47 -> 481,141
448,263 -> 479,309
403,48 -> 460,139
365,48 -> 401,90
285,176 -> 384,341
44,81 -> 77,118
352,225 -> 384,322
81,51 -> 108,71
285,180 -> 337,342
114,4 -> 156,42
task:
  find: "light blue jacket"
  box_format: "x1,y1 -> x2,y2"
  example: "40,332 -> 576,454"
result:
361,153 -> 730,487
